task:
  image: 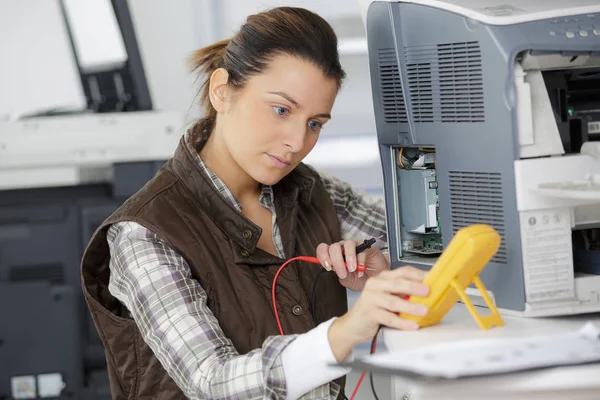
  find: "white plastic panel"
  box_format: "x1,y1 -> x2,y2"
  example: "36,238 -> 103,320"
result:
360,0 -> 600,26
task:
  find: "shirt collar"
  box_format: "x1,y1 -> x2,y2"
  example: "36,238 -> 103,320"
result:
184,129 -> 276,213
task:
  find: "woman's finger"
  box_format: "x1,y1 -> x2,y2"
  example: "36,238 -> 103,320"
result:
369,292 -> 428,317
315,243 -> 333,271
343,240 -> 358,272
380,266 -> 429,282
356,248 -> 367,268
329,242 -> 347,279
365,273 -> 430,298
371,308 -> 420,331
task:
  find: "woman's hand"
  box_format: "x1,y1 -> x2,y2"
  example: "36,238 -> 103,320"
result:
315,239 -> 389,292
327,266 -> 430,362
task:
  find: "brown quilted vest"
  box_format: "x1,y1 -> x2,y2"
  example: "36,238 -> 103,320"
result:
81,132 -> 348,399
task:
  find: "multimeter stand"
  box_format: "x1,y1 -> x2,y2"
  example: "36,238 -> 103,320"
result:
451,276 -> 504,330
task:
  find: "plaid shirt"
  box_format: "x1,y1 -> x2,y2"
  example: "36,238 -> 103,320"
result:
107,131 -> 387,399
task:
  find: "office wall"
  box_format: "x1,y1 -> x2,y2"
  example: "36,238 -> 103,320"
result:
0,0 -> 86,120
127,0 -> 212,120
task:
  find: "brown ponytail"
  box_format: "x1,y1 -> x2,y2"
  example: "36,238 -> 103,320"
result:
188,7 -> 346,136
188,39 -> 229,133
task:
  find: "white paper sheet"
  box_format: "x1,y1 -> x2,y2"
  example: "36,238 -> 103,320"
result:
350,322 -> 600,379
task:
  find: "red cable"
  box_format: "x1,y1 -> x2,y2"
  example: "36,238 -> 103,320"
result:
271,256 -> 305,335
272,257 -> 407,398
350,296 -> 408,400
271,256 -> 368,335
348,321 -> 381,400
349,370 -> 367,399
271,256 -> 370,399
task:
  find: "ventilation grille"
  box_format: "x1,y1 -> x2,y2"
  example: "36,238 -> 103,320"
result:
448,171 -> 506,264
10,264 -> 65,284
404,41 -> 484,123
377,48 -> 407,123
438,42 -> 484,122
405,46 -> 436,123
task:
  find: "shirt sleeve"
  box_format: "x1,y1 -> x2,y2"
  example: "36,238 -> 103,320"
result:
281,317 -> 352,399
106,221 -> 347,400
314,168 -> 388,246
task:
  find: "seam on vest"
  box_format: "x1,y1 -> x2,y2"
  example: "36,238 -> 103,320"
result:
100,175 -> 183,261
177,187 -> 225,235
110,216 -> 188,260
108,183 -> 191,258
172,168 -> 241,236
132,329 -> 141,399
126,175 -> 233,258
128,175 -> 179,218
169,158 -> 220,214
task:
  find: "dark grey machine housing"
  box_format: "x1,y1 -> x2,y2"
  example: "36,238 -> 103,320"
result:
366,1 -> 600,312
0,162 -> 166,400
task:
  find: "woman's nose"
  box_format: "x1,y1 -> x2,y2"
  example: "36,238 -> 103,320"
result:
284,124 -> 307,152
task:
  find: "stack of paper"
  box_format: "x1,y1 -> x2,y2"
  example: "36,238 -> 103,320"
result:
344,322 -> 600,379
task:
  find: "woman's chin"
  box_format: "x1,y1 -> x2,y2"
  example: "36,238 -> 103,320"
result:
252,168 -> 289,187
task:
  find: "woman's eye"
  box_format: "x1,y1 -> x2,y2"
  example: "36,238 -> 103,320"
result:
308,120 -> 322,131
273,106 -> 289,116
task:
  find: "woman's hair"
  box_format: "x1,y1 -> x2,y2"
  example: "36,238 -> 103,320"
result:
188,6 -> 346,135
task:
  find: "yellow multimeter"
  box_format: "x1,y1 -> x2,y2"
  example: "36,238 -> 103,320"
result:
400,224 -> 505,330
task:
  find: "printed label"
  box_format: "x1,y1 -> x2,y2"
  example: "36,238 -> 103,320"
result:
428,204 -> 437,227
38,373 -> 65,398
588,121 -> 600,134
519,208 -> 575,302
479,5 -> 525,17
11,376 -> 36,399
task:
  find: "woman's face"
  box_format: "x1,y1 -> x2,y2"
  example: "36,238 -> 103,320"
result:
215,54 -> 339,186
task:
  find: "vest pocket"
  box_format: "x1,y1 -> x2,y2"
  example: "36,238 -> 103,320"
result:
87,295 -> 139,398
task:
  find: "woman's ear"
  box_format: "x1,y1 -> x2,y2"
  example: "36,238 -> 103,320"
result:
208,68 -> 230,113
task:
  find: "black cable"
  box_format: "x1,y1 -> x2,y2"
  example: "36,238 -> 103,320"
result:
312,270 -> 348,400
369,371 -> 379,400
369,326 -> 382,400
369,368 -> 379,400
310,269 -> 327,323
309,237 -> 379,399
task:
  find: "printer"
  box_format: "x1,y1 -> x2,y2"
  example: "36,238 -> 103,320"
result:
359,0 -> 600,317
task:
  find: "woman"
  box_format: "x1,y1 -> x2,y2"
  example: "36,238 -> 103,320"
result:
81,6 -> 429,400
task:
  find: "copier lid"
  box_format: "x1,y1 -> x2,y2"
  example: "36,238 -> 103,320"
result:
359,0 -> 600,26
